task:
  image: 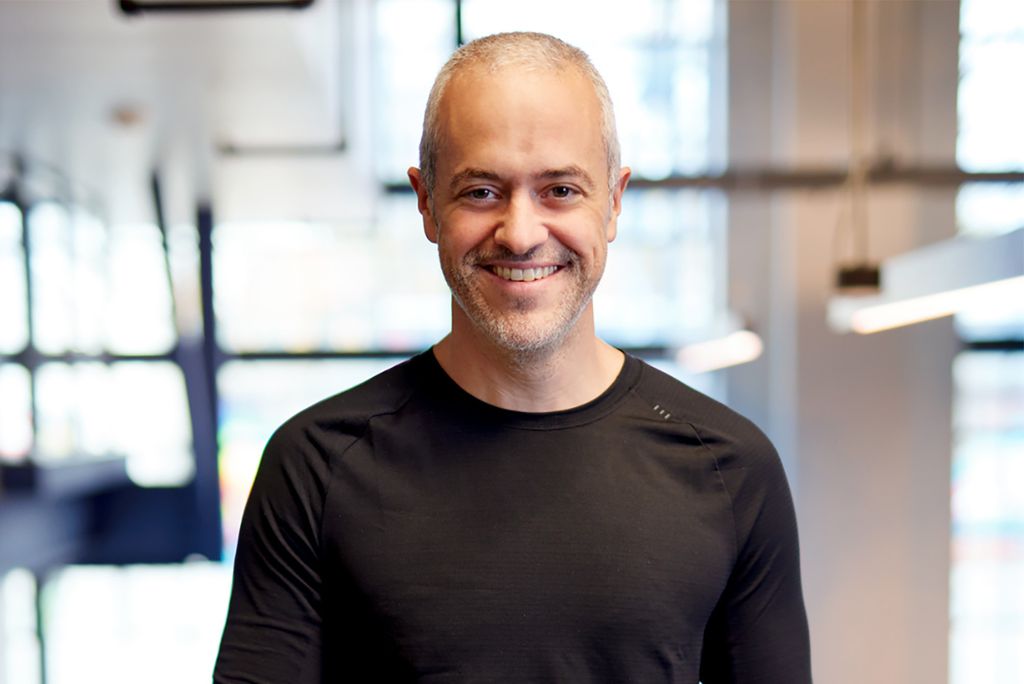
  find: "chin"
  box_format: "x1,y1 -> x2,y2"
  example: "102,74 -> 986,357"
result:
469,308 -> 587,357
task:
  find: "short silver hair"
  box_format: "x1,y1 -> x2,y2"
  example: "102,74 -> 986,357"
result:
418,32 -> 621,198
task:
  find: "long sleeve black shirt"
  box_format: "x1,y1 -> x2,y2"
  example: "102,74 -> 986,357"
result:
215,351 -> 812,682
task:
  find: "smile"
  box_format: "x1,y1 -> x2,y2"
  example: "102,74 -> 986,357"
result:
489,265 -> 560,282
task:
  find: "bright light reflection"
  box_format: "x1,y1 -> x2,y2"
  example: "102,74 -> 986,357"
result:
675,330 -> 763,374
28,202 -> 74,354
0,364 -> 32,461
1,569 -> 40,684
44,564 -> 232,684
849,276 -> 1024,334
106,223 -> 176,354
0,202 -> 28,354
32,362 -> 193,485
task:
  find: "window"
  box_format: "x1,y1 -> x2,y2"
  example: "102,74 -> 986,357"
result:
0,364 -> 31,461
0,202 -> 28,354
42,564 -> 232,684
372,0 -> 455,184
956,0 -> 1024,237
1,196 -> 191,484
213,212 -> 449,354
18,205 -> 190,484
597,188 -> 725,348
950,353 -> 1024,684
461,0 -> 723,179
1,570 -> 40,684
951,1 -> 1024,681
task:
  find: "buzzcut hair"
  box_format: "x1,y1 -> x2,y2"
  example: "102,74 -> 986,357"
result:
417,31 -> 621,198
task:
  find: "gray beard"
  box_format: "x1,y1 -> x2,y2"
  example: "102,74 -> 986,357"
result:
443,246 -> 599,359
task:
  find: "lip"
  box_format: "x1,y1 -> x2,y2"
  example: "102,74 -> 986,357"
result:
483,260 -> 563,270
481,263 -> 563,284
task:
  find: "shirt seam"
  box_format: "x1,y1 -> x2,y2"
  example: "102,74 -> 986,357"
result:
626,368 -> 741,563
316,387 -> 420,559
687,421 -> 741,563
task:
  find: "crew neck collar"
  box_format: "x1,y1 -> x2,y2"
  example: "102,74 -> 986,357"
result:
411,348 -> 643,430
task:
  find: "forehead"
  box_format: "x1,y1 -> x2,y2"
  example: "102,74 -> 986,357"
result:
435,64 -> 605,178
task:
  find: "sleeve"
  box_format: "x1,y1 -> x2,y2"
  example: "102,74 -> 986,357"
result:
213,422 -> 331,684
699,432 -> 812,683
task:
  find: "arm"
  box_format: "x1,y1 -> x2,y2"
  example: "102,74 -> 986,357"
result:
214,424 -> 329,683
699,437 -> 812,683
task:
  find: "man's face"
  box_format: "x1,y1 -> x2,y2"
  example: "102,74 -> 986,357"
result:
410,64 -> 630,354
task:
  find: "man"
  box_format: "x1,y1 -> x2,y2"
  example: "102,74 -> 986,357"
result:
215,32 -> 811,683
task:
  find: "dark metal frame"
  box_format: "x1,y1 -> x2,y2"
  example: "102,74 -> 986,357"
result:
119,0 -> 314,15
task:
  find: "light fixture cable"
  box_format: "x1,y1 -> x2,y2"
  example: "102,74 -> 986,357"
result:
835,0 -> 880,293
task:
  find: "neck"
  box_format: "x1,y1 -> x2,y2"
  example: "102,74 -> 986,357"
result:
432,305 -> 625,413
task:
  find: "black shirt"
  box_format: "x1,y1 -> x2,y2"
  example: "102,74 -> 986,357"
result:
215,351 -> 811,683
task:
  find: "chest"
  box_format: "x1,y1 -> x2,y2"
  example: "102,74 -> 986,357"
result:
320,414 -> 736,670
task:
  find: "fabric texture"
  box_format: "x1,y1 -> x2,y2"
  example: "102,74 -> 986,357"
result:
214,350 -> 811,683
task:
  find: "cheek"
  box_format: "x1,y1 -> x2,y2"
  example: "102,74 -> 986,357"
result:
437,229 -> 477,272
563,212 -> 614,259
438,212 -> 489,248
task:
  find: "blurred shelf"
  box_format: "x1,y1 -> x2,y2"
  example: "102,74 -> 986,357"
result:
0,454 -> 129,500
0,455 -> 130,573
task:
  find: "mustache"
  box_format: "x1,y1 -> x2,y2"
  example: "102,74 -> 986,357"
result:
467,245 -> 576,265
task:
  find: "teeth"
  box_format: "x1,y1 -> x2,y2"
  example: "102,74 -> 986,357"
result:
492,265 -> 558,282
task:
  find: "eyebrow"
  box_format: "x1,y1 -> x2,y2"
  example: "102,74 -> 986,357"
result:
535,165 -> 597,191
448,165 -> 597,194
448,168 -> 502,195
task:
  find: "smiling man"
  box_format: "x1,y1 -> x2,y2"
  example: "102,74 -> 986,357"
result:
215,32 -> 811,683
407,39 -> 630,411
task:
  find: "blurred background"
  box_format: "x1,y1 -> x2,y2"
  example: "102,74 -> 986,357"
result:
0,0 -> 1021,682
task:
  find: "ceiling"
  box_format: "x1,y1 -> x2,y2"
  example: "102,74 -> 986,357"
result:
0,0 -> 365,225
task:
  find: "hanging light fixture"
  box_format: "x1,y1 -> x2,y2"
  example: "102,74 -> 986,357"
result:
825,2 -> 1023,335
828,228 -> 1024,334
833,0 -> 881,300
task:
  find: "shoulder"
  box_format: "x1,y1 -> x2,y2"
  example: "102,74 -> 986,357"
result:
630,360 -> 800,567
268,353 -> 428,459
249,354 -> 428,500
247,353 -> 430,510
628,357 -> 779,474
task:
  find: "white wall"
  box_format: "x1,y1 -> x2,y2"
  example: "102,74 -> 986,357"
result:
726,1 -> 960,682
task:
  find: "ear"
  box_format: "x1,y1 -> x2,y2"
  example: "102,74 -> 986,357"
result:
605,166 -> 631,243
408,167 -> 439,243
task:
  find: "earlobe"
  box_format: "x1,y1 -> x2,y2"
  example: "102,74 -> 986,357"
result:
606,219 -> 618,243
408,167 -> 439,243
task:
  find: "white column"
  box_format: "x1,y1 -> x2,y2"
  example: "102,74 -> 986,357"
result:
726,2 -> 960,682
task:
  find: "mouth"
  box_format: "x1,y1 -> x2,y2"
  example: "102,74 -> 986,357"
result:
488,265 -> 561,282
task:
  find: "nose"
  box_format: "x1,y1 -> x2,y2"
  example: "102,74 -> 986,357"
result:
493,191 -> 549,255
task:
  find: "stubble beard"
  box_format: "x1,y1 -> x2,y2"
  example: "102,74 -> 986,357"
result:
441,244 -> 603,360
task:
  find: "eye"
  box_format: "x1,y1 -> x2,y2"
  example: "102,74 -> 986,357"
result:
465,187 -> 496,201
547,185 -> 577,200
